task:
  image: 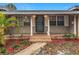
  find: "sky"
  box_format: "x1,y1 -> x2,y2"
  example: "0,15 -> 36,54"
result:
0,3 -> 79,10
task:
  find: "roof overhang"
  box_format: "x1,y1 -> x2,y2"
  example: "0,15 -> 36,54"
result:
1,11 -> 79,15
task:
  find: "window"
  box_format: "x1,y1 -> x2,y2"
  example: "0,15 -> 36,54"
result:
17,16 -> 24,27
23,20 -> 30,26
16,16 -> 30,27
57,16 -> 64,26
23,16 -> 30,26
50,16 -> 64,26
50,16 -> 56,26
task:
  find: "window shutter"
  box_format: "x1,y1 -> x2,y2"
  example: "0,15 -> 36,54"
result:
64,15 -> 69,26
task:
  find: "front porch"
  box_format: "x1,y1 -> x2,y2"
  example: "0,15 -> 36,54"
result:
5,14 -> 79,41
30,14 -> 79,37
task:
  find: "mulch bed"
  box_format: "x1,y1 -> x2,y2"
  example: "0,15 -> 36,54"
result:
50,38 -> 79,44
38,38 -> 79,55
0,38 -> 31,55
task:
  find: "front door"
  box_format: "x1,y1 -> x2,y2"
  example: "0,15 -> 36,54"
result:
36,15 -> 44,33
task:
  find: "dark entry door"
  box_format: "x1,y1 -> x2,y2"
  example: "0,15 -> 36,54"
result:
36,15 -> 44,33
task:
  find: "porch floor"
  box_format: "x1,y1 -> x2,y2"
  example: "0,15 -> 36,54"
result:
29,34 -> 51,42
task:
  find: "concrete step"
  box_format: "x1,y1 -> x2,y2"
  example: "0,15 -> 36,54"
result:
30,35 -> 51,42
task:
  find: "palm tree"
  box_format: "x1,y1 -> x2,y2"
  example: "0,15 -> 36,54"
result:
0,13 -> 18,46
6,3 -> 16,11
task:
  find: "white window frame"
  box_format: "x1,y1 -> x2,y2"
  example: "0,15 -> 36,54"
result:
50,15 -> 64,26
57,15 -> 64,26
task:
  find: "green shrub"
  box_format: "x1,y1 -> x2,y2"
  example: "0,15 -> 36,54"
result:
0,47 -> 7,54
63,34 -> 77,38
20,40 -> 29,45
12,44 -> 20,49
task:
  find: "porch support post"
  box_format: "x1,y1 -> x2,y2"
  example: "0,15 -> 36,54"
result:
48,17 -> 50,36
74,15 -> 77,35
44,15 -> 50,36
31,17 -> 33,36
78,15 -> 79,36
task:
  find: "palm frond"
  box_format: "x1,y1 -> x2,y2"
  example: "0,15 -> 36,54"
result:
6,23 -> 16,27
0,13 -> 6,25
7,17 -> 16,21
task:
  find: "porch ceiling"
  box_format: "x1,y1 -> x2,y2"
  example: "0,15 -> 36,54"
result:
1,11 -> 79,15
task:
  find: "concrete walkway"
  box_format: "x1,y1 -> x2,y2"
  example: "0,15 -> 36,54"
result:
15,42 -> 47,55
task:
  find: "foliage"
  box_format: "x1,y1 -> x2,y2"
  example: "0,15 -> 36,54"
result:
0,47 -> 7,54
6,3 -> 16,11
0,39 -> 31,55
0,13 -> 18,45
12,44 -> 20,49
63,33 -> 77,38
7,47 -> 14,53
15,40 -> 20,44
20,40 -> 29,45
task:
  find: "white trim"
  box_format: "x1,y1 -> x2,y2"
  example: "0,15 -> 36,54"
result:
78,15 -> 79,36
56,16 -> 57,26
31,18 -> 33,36
48,19 -> 50,36
2,11 -> 79,15
47,19 -> 49,35
74,15 -> 77,35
